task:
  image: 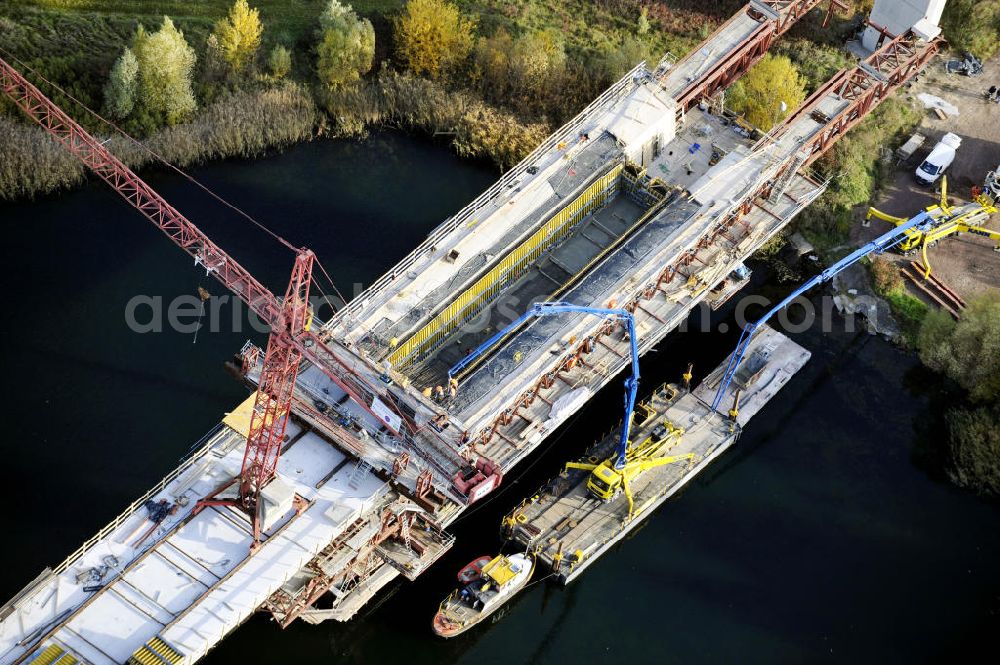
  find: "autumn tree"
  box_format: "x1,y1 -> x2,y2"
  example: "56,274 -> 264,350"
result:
132,18 -> 198,125
473,29 -> 565,110
727,53 -> 805,130
104,48 -> 139,118
638,7 -> 650,35
316,0 -> 375,87
212,0 -> 264,72
269,44 -> 292,79
395,0 -> 475,80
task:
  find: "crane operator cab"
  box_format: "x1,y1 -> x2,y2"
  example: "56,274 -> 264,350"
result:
587,462 -> 621,500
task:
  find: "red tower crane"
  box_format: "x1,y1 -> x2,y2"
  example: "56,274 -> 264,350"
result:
0,57 -> 395,543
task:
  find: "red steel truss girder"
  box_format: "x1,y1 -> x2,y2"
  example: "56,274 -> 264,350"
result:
797,31 -> 942,165
672,0 -> 827,111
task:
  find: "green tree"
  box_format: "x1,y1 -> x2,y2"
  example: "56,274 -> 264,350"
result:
395,0 -> 475,80
213,0 -> 264,72
946,403 -> 1000,497
104,48 -> 139,119
268,44 -> 292,79
598,35 -> 652,83
133,18 -> 198,125
727,53 -> 805,130
918,295 -> 1000,403
316,1 -> 374,87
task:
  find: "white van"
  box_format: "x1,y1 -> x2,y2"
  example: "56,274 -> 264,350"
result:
915,133 -> 961,185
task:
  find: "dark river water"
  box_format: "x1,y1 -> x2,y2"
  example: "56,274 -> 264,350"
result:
1,131 -> 997,664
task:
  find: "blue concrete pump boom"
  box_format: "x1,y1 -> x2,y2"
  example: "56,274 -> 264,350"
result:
448,302 -> 640,470
710,210 -> 934,411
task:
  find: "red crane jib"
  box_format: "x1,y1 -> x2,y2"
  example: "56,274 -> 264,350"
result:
0,58 -> 284,328
0,57 -> 401,540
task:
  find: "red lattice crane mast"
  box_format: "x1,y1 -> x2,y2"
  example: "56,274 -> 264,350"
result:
0,57 -> 378,543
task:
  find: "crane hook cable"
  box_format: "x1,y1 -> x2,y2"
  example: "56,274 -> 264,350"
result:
1,48 -> 340,262
2,46 -> 355,313
0,46 -> 297,251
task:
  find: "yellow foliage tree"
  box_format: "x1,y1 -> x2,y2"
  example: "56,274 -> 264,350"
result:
316,0 -> 374,87
726,53 -> 805,130
133,18 -> 197,125
213,0 -> 264,72
395,0 -> 475,80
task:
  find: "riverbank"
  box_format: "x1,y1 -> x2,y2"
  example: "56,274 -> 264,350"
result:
2,0 -> 996,203
0,81 -> 318,199
2,131 -> 998,662
0,0 -> 681,200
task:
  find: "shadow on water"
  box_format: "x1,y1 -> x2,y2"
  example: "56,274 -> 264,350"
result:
2,130 -> 998,665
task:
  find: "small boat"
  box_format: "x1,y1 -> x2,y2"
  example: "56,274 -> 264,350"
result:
432,553 -> 534,637
457,555 -> 491,584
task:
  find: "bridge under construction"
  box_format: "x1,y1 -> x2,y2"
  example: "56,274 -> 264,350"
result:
0,1 -> 944,663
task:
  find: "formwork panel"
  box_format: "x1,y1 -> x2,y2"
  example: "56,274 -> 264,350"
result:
389,162 -> 625,368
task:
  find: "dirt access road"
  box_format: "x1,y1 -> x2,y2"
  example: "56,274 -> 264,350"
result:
859,51 -> 1000,300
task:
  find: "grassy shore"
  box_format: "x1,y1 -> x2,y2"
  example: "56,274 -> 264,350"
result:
0,0 -> 939,209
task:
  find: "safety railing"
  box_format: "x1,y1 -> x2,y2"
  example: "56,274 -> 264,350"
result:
387,163 -> 625,368
325,63 -> 648,331
51,424 -> 231,575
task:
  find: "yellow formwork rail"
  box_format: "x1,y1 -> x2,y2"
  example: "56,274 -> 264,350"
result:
389,163 -> 625,367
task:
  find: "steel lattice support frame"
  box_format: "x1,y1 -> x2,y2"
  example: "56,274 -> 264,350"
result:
0,58 -> 412,433
240,251 -> 313,504
672,0 -> 842,112
786,30 -> 944,165
0,59 -> 282,325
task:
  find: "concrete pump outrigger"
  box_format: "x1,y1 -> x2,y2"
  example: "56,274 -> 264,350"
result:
865,167 -> 1000,278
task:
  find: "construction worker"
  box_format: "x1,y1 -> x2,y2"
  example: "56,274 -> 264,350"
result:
434,385 -> 445,402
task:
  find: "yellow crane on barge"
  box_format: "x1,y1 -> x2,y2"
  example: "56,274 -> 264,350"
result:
565,402 -> 697,521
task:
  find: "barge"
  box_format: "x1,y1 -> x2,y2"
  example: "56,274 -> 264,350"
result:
502,326 -> 810,583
